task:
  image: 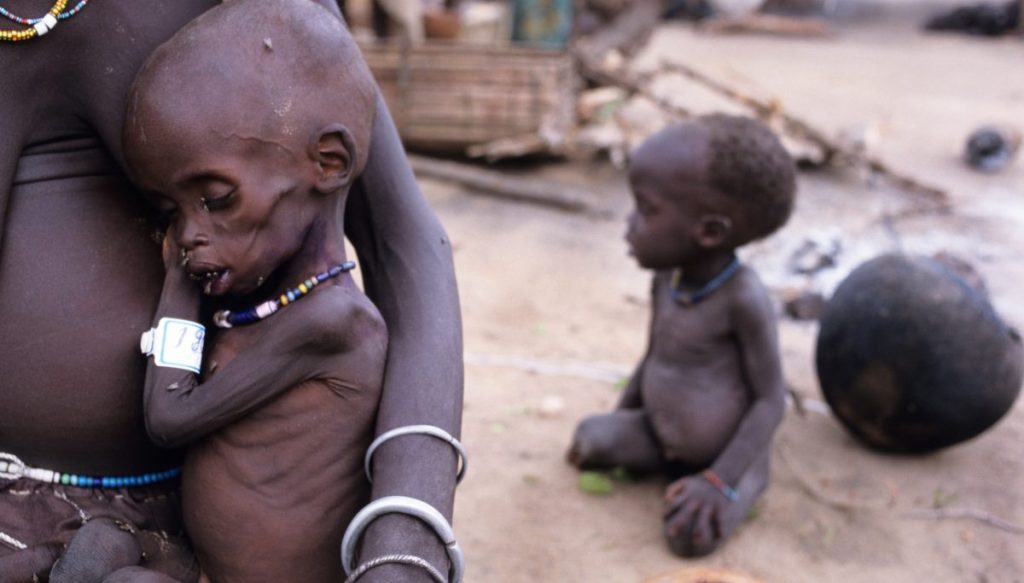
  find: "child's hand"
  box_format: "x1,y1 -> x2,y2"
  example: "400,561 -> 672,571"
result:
663,475 -> 727,548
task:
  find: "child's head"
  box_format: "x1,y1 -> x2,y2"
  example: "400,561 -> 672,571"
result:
123,0 -> 376,297
626,114 -> 796,270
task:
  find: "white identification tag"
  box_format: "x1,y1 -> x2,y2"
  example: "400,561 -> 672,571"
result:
140,317 -> 205,373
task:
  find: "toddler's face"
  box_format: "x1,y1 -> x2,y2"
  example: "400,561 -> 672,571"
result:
625,138 -> 715,270
133,124 -> 318,297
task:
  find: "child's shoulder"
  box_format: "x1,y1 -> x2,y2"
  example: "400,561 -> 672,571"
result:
725,264 -> 775,323
291,283 -> 387,352
730,264 -> 768,295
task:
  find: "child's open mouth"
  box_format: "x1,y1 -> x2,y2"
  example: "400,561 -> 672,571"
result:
188,267 -> 231,295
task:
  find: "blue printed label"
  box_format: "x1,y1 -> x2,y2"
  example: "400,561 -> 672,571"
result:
154,318 -> 205,373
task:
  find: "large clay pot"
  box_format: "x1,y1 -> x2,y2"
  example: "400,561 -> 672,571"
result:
815,253 -> 1023,453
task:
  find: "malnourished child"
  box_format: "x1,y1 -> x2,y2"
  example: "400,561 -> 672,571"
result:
123,1 -> 386,581
569,114 -> 796,557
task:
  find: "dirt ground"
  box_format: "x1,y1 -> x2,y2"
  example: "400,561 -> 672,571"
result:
414,2 -> 1024,581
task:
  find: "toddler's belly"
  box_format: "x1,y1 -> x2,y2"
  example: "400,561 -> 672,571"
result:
182,380 -> 377,583
641,366 -> 750,465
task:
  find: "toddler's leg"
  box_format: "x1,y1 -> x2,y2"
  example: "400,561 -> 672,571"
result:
49,518 -> 141,583
664,447 -> 770,558
568,409 -> 663,472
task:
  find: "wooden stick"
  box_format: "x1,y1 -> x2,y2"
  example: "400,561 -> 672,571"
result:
777,444 -> 890,512
575,54 -> 948,211
407,154 -> 599,214
575,55 -> 694,119
465,133 -> 550,162
902,508 -> 1024,535
702,13 -> 833,37
779,444 -> 1024,534
660,60 -> 837,162
658,60 -> 949,208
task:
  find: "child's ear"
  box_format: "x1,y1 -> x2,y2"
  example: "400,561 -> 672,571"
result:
309,123 -> 356,194
695,214 -> 732,248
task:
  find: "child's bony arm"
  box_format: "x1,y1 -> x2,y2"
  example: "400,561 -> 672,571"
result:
708,275 -> 786,487
142,243 -> 349,447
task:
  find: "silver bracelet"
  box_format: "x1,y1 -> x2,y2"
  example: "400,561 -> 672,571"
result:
344,553 -> 446,583
341,496 -> 464,583
364,425 -> 467,485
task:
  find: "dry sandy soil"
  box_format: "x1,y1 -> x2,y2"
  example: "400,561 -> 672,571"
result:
411,2 -> 1024,581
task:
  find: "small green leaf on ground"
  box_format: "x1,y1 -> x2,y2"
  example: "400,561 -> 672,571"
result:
745,504 -> 761,522
578,471 -> 614,496
609,466 -> 634,483
932,488 -> 958,508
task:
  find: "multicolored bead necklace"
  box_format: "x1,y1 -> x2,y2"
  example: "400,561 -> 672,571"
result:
0,0 -> 88,25
671,255 -> 741,307
213,261 -> 356,329
0,0 -> 68,42
0,452 -> 181,489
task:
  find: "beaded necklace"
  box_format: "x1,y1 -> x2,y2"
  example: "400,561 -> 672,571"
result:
671,255 -> 741,307
213,261 -> 356,329
0,0 -> 88,25
0,0 -> 68,42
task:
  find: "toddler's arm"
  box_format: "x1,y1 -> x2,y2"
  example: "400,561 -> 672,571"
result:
663,272 -> 785,545
142,261 -> 360,447
707,273 -> 786,486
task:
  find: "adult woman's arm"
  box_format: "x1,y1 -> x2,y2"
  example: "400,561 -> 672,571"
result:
344,91 -> 465,581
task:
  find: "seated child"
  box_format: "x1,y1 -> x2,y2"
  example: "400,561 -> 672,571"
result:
568,114 -> 796,557
100,1 -> 385,581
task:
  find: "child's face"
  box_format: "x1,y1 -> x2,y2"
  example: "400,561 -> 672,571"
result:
625,131 -> 718,270
132,121 -> 319,297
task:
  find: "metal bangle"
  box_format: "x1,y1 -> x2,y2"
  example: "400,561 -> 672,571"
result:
344,553 -> 446,583
364,425 -> 467,485
341,496 -> 464,583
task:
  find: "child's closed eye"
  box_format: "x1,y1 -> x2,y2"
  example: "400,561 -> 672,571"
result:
200,190 -> 236,212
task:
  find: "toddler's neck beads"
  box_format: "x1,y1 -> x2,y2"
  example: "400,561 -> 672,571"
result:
213,261 -> 356,329
0,0 -> 70,42
672,255 -> 740,307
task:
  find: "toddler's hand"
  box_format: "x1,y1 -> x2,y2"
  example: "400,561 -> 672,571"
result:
663,475 -> 727,548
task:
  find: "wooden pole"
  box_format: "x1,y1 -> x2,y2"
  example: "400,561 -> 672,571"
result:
408,154 -> 602,215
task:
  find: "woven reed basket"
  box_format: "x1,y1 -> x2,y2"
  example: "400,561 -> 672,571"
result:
359,40 -> 578,155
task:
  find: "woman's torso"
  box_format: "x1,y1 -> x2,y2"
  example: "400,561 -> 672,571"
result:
0,0 -> 218,474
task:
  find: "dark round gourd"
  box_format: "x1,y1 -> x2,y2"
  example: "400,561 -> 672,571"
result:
815,253 -> 1023,453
